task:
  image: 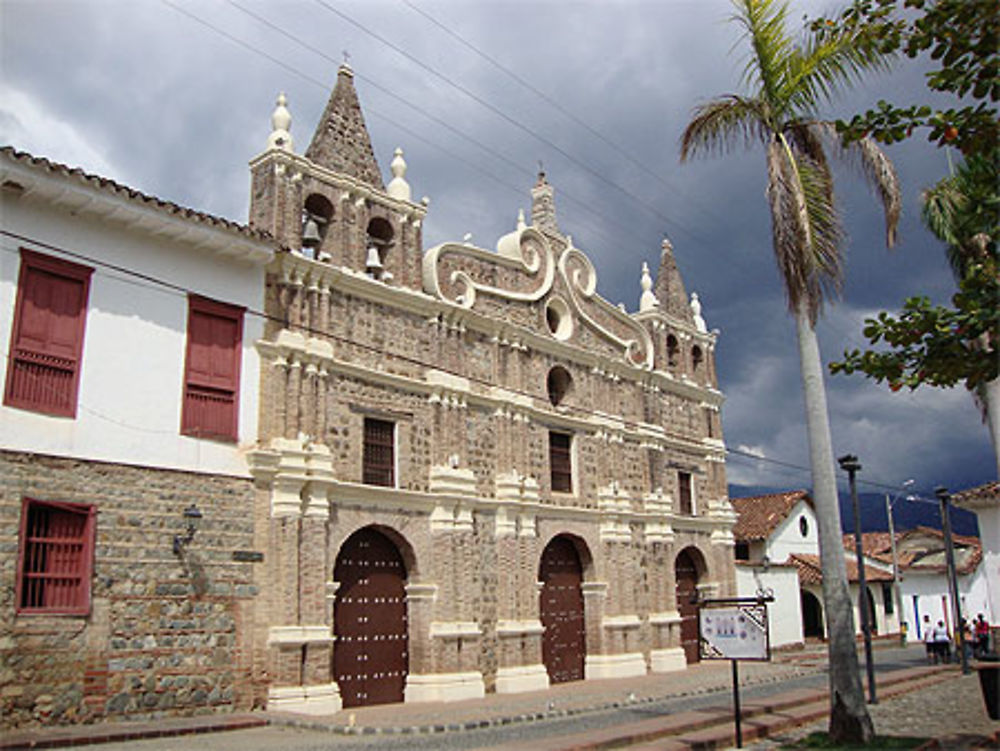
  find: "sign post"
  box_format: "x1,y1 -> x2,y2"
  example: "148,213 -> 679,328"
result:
698,596 -> 773,748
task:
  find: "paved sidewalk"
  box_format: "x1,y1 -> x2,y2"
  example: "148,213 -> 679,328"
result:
4,643 -> 995,750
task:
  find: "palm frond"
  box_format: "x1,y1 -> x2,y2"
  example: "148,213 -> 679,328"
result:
732,0 -> 794,109
824,123 -> 901,248
782,21 -> 893,114
766,136 -> 843,323
680,95 -> 769,162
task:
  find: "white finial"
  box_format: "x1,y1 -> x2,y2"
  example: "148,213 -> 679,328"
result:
386,147 -> 411,201
463,233 -> 473,244
267,92 -> 294,152
639,261 -> 658,312
516,208 -> 526,230
691,292 -> 707,332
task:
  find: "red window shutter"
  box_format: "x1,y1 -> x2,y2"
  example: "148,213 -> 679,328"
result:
181,296 -> 243,441
5,249 -> 92,417
16,499 -> 95,615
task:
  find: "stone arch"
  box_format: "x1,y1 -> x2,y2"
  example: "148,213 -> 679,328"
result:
302,192 -> 335,257
332,525 -> 410,708
538,533 -> 591,684
331,520 -> 420,581
801,589 -> 824,638
546,365 -> 574,407
674,546 -> 708,664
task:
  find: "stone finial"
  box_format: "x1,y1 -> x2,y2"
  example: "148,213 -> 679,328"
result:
267,92 -> 294,152
530,170 -> 559,235
386,147 -> 411,201
516,208 -> 526,231
639,261 -> 658,312
691,292 -> 707,332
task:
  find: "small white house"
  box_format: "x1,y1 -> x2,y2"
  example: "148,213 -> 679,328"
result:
732,490 -> 913,649
857,526 -> 991,642
954,482 -> 999,631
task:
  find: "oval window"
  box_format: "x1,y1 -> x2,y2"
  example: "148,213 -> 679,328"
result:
799,516 -> 809,537
544,297 -> 573,341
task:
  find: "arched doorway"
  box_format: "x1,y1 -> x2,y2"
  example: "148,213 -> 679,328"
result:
675,548 -> 702,664
865,587 -> 878,635
801,590 -> 824,638
539,535 -> 586,683
333,527 -> 408,707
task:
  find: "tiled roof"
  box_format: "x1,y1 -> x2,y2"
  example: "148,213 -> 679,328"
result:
1,146 -> 273,244
788,553 -> 894,586
730,490 -> 811,541
953,481 -> 999,508
841,528 -> 982,576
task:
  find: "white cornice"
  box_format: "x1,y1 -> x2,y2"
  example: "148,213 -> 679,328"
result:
1,158 -> 273,266
249,149 -> 428,221
272,253 -> 724,407
257,336 -> 723,460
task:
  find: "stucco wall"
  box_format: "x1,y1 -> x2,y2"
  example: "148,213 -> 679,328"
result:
0,197 -> 265,478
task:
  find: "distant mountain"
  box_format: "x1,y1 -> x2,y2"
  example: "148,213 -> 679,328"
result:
728,485 -> 980,538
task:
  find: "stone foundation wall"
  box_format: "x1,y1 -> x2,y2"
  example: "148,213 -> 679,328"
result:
0,451 -> 257,730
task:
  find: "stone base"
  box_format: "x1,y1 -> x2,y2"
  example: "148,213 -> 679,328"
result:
584,652 -> 647,680
405,671 -> 486,703
495,664 -> 550,694
650,647 -> 687,673
267,683 -> 342,714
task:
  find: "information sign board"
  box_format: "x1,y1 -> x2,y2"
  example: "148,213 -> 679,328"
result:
699,602 -> 769,661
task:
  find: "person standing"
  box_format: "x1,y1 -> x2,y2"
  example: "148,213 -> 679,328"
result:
923,614 -> 936,664
975,614 -> 991,657
933,620 -> 952,664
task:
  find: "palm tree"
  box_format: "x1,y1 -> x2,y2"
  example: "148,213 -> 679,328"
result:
921,149 -> 1000,474
680,0 -> 900,743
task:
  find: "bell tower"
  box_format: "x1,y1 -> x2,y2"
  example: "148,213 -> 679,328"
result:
248,63 -> 427,289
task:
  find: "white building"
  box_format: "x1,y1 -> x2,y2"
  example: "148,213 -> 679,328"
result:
954,482 -> 999,633
732,490 -> 909,649
1,146 -> 274,728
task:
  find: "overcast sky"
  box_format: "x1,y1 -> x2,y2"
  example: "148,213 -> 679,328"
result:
2,0 -> 993,502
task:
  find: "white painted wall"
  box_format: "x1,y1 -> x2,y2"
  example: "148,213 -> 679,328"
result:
0,195 -> 268,478
735,562 -> 803,648
900,569 -> 990,641
765,500 -> 819,562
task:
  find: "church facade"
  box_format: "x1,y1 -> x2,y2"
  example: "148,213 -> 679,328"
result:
245,64 -> 736,714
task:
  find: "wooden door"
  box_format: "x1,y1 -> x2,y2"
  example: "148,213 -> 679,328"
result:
539,536 -> 585,683
675,550 -> 699,664
333,528 -> 408,707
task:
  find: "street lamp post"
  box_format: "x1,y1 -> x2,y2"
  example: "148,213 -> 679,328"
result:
934,486 -> 971,675
839,454 -> 877,704
886,479 -> 915,641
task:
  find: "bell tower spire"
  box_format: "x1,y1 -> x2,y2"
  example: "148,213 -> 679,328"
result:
305,63 -> 384,189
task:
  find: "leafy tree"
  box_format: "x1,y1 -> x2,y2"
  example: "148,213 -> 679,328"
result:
822,0 -> 1000,474
814,0 -> 998,156
680,0 -> 901,742
832,149 -> 999,472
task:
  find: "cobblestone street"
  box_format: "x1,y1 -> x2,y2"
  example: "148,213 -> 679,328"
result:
742,671 -> 999,750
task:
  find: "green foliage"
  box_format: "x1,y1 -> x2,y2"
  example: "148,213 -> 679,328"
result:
831,261 -> 999,390
812,0 -> 999,156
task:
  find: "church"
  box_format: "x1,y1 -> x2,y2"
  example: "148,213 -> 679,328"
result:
0,63 -> 736,729
244,63 -> 736,713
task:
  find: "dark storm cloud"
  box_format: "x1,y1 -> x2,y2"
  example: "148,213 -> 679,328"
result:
1,0 -> 992,495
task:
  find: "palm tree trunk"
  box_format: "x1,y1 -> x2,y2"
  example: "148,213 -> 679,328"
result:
984,377 -> 1000,477
794,299 -> 874,744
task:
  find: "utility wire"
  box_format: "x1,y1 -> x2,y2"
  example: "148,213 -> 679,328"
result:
311,0 -> 709,247
2,230 -> 950,497
167,0 -> 673,257
399,0 -> 727,231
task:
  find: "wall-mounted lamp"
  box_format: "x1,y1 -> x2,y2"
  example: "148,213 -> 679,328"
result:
173,504 -> 203,555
